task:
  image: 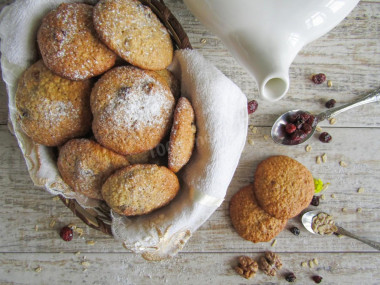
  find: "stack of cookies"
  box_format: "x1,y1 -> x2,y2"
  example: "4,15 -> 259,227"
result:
14,1 -> 196,217
230,156 -> 314,243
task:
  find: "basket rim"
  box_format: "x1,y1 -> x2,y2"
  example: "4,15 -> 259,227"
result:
59,0 -> 192,237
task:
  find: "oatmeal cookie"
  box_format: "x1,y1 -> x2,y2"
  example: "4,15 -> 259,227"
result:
168,97 -> 196,173
93,0 -> 173,70
254,155 -> 315,219
57,139 -> 130,200
91,66 -> 175,155
155,69 -> 181,100
37,3 -> 116,80
229,184 -> 287,243
101,164 -> 180,216
15,60 -> 92,146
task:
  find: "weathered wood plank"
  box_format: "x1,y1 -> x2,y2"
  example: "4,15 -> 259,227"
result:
0,252 -> 379,285
0,125 -> 379,253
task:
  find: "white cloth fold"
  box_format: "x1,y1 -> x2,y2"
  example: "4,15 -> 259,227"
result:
0,0 -> 248,260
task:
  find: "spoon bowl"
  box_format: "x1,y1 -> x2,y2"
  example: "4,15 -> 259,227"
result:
271,110 -> 316,145
301,210 -> 323,234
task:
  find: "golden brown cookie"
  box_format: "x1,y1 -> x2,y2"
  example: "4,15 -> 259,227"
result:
91,66 -> 175,155
93,0 -> 173,70
253,155 -> 315,219
57,139 -> 130,200
168,97 -> 196,173
15,60 -> 92,146
155,69 -> 181,100
229,184 -> 287,243
37,3 -> 116,80
101,164 -> 180,216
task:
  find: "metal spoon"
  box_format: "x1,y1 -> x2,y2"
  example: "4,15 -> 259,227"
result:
302,210 -> 380,250
271,88 -> 380,145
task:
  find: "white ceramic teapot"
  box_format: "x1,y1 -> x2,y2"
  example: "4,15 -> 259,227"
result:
183,0 -> 360,101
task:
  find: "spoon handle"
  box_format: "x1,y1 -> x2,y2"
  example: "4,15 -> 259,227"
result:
317,87 -> 380,122
336,226 -> 380,250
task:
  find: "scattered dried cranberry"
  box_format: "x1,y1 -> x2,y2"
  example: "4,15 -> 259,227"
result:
285,272 -> 297,282
247,100 -> 258,114
319,132 -> 332,143
60,226 -> 73,242
285,123 -> 297,134
325,99 -> 336,108
312,73 -> 326,84
310,195 -> 320,206
289,227 -> 300,236
312,275 -> 323,283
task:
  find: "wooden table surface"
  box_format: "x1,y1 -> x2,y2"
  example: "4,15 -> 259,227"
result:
1,0 -> 379,284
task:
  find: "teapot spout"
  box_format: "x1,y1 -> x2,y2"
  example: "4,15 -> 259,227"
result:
227,30 -> 300,102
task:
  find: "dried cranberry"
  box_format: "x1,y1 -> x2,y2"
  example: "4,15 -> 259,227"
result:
290,130 -> 306,141
319,132 -> 332,143
289,227 -> 300,236
312,275 -> 323,283
306,115 -> 317,126
300,112 -> 310,122
247,100 -> 258,114
285,123 -> 297,134
285,272 -> 297,282
302,123 -> 313,134
60,226 -> 73,242
325,99 -> 336,108
310,196 -> 320,206
288,113 -> 300,123
312,73 -> 326,84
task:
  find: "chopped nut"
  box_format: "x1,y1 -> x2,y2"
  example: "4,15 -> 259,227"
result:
305,144 -> 312,152
35,225 -> 39,232
321,153 -> 327,163
309,260 -> 315,268
271,239 -> 277,247
331,193 -> 336,198
312,213 -> 337,235
81,261 -> 90,267
357,208 -> 362,213
301,262 -> 308,267
313,258 -> 319,266
336,234 -> 344,238
339,161 -> 348,167
75,228 -> 84,237
258,251 -> 282,276
248,138 -> 254,145
322,183 -> 330,191
68,223 -> 77,230
49,219 -> 56,228
316,126 -> 323,133
357,187 -> 365,193
327,80 -> 333,87
86,240 -> 96,246
329,118 -> 337,125
263,135 -> 269,141
35,266 -> 42,273
200,38 -> 207,44
75,251 -> 81,255
342,207 -> 347,213
251,127 -> 258,134
235,256 -> 258,279
320,194 -> 326,200
316,156 -> 322,164
52,196 -> 60,201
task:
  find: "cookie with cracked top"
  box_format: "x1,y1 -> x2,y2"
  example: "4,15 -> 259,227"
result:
37,3 -> 116,80
229,184 -> 287,243
93,0 -> 173,70
253,155 -> 314,219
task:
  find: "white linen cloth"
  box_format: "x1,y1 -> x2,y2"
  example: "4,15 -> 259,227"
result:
0,0 -> 248,260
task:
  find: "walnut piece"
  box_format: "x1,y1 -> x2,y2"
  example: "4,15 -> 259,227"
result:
258,251 -> 282,276
235,256 -> 258,279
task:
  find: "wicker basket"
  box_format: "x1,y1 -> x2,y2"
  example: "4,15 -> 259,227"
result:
59,0 -> 192,237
